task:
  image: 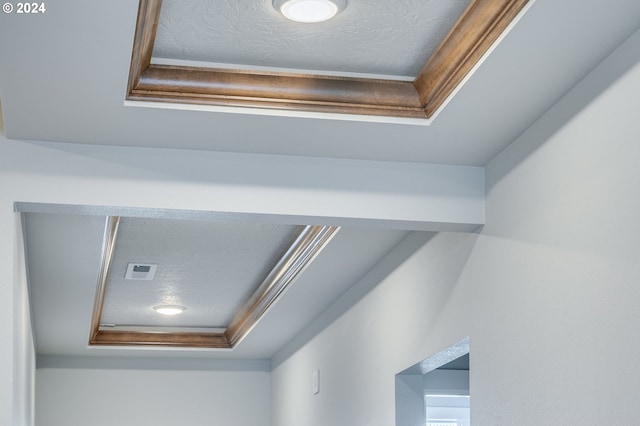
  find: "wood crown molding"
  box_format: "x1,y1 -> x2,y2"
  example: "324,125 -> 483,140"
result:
89,218 -> 340,349
126,0 -> 529,120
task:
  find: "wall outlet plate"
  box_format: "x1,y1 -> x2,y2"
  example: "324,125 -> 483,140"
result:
313,369 -> 320,394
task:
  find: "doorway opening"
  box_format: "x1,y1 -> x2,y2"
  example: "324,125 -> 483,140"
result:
395,337 -> 469,426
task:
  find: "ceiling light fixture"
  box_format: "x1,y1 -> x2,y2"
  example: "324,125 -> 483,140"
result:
153,305 -> 187,316
274,0 -> 346,23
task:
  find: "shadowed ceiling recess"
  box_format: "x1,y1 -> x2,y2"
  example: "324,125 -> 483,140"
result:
89,217 -> 340,349
127,0 -> 529,120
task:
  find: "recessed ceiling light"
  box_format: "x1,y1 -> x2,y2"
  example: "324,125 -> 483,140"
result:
274,0 -> 346,23
153,305 -> 187,316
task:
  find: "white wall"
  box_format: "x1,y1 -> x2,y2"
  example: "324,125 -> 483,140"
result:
271,28 -> 640,426
469,25 -> 640,426
271,231 -> 478,426
13,212 -> 35,426
395,374 -> 425,426
36,368 -> 270,426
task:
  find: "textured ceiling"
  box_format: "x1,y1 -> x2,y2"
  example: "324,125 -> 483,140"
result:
101,218 -> 302,328
153,0 -> 472,77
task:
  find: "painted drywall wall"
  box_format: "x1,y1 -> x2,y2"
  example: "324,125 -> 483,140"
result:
395,374 -> 424,426
469,25 -> 640,426
13,214 -> 35,426
271,231 -> 478,426
271,28 -> 640,426
35,368 -> 270,426
1,190 -> 36,426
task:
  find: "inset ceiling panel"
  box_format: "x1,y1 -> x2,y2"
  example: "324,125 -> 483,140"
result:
90,217 -> 339,349
127,0 -> 531,120
100,218 -> 303,328
153,0 -> 472,77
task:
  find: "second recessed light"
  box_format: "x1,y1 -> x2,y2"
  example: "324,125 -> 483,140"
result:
153,305 -> 187,316
274,0 -> 346,23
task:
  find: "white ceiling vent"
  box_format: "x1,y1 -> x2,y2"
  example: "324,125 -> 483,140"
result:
124,263 -> 157,280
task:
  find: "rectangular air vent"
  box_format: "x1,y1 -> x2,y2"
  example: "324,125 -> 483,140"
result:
125,263 -> 157,280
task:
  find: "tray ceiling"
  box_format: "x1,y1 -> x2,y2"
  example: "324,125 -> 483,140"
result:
127,0 -> 530,120
23,209 -> 411,358
90,217 -> 338,348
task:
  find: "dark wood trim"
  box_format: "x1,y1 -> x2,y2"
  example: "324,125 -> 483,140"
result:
225,225 -> 340,347
89,221 -> 339,349
91,330 -> 231,348
131,65 -> 425,118
126,0 -> 162,96
88,216 -> 120,344
414,0 -> 530,117
126,0 -> 529,120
